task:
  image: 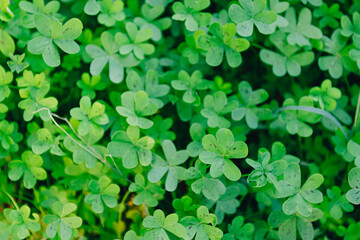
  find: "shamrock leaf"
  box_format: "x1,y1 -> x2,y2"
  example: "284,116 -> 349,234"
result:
260,31 -> 315,77
7,53 -> 29,74
223,216 -> 254,240
229,0 -> 277,37
201,91 -> 239,128
199,128 -> 248,181
171,70 -> 211,104
318,29 -> 349,79
86,31 -> 140,83
346,167 -> 360,205
32,128 -> 65,156
76,73 -> 106,100
276,163 -> 324,217
0,120 -> 22,158
116,91 -> 158,129
85,176 -> 120,213
172,0 -> 211,31
108,126 -> 155,169
181,206 -> 223,240
126,70 -> 170,108
186,123 -> 205,157
326,186 -> 354,219
148,140 -> 188,191
198,22 -> 250,67
129,174 -> 164,207
173,196 -> 199,219
143,209 -> 185,239
313,3 -> 342,29
84,0 -> 125,27
279,7 -> 322,46
70,96 -> 109,138
0,65 -> 13,102
124,230 -> 142,240
231,81 -> 271,129
27,13 -> 83,67
179,30 -> 203,64
300,0 -> 322,7
246,147 -> 287,190
4,205 -> 41,240
134,3 -> 172,41
143,116 -> 176,142
8,151 -> 47,189
19,0 -> 60,28
115,22 -> 155,60
205,184 -> 247,224
186,160 -> 226,201
269,0 -> 289,28
16,70 -> 47,99
309,79 -> 341,111
341,12 -> 360,47
43,202 -> 82,240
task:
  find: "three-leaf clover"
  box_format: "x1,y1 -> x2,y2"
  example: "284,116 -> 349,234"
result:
341,12 -> 360,47
223,216 -> 254,240
116,91 -> 158,129
198,22 -> 250,67
260,31 -> 315,77
8,151 -> 47,189
143,209 -> 186,239
279,7 -> 322,46
76,73 -> 106,100
43,202 -> 82,240
229,0 -> 277,37
346,167 -> 360,205
201,91 -> 239,128
126,70 -> 170,108
4,205 -> 41,240
143,116 -> 176,142
0,120 -> 22,157
186,123 -> 205,157
129,174 -> 164,207
84,0 -> 125,27
31,128 -> 65,156
309,79 -> 341,111
27,13 -> 83,67
0,65 -> 12,102
70,96 -> 109,137
171,70 -> 211,104
107,126 -> 155,169
313,3 -> 342,29
19,0 -> 61,28
86,31 -> 140,83
180,206 -> 223,240
85,176 -> 120,213
326,186 -> 354,219
231,81 -> 271,129
172,0 -> 211,31
148,140 -> 188,192
276,163 -> 324,217
199,128 -> 248,181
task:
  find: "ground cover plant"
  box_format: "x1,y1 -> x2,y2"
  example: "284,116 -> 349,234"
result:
1,0 -> 360,239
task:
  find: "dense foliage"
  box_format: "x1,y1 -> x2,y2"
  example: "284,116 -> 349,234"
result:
1,0 -> 360,239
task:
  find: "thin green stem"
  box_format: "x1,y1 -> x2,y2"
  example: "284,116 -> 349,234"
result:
1,189 -> 20,211
354,91 -> 360,132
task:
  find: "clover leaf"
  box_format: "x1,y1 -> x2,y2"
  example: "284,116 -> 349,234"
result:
260,31 -> 315,77
172,0 -> 211,31
178,30 -> 203,64
269,0 -> 289,28
186,123 -> 205,157
199,128 -> 248,181
16,70 -> 47,99
7,53 -> 29,73
0,120 -> 22,158
246,148 -> 287,190
185,160 -> 226,201
143,209 -> 185,239
8,151 -> 47,189
32,128 -> 65,156
148,140 -> 188,192
313,3 -> 342,29
116,91 -> 158,129
43,202 -> 82,240
309,79 -> 341,111
229,0 -> 277,37
300,0 -> 322,7
143,116 -> 176,142
129,174 -> 164,207
0,65 -> 13,102
84,0 -> 125,27
223,216 -> 254,240
276,163 -> 324,217
201,91 -> 239,128
76,73 -> 106,100
27,13 -> 83,67
326,186 -> 354,219
86,31 -> 140,83
115,22 -> 155,60
126,70 -> 170,108
346,167 -> 360,205
70,96 -> 109,137
173,196 -> 199,219
4,205 -> 41,240
341,12 -> 360,47
198,22 -> 250,67
134,3 -> 172,42
0,28 -> 15,56
231,81 -> 271,129
171,70 -> 211,104
180,206 -> 223,240
85,176 -> 120,213
279,7 -> 322,46
19,0 -> 60,28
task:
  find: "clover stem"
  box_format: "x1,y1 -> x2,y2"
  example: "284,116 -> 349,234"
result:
241,173 -> 249,177
354,91 -> 360,132
1,189 -> 20,211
